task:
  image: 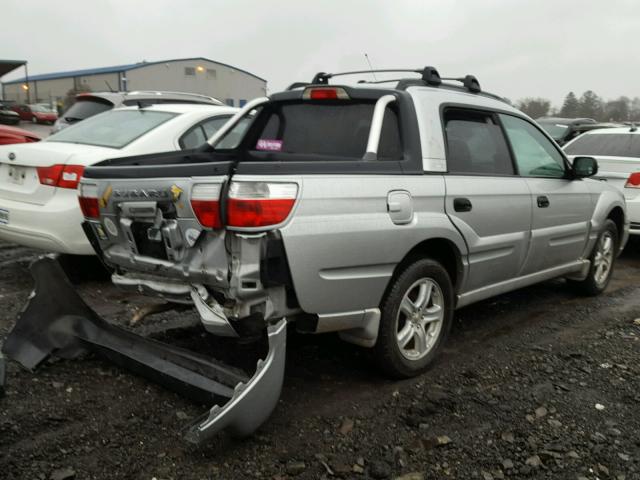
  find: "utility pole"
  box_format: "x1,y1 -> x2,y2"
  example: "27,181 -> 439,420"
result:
24,62 -> 30,103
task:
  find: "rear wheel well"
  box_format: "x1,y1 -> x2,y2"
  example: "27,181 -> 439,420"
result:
607,206 -> 625,240
385,238 -> 463,299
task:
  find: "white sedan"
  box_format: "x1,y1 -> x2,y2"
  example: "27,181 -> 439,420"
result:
0,103 -> 241,254
564,126 -> 640,237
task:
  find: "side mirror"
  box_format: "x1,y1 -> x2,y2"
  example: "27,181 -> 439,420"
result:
572,156 -> 598,178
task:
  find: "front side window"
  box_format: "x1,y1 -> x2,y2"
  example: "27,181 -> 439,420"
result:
444,109 -> 513,175
500,114 -> 566,178
48,110 -> 177,148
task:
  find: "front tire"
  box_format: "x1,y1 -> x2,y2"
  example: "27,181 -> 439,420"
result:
374,258 -> 454,378
570,219 -> 618,296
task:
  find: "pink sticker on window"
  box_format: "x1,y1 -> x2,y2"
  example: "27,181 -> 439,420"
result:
256,139 -> 283,151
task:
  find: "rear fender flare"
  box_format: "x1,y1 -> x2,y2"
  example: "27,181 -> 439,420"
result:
382,233 -> 468,303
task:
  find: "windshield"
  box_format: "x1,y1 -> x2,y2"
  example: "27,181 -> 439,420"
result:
30,105 -> 52,113
564,133 -> 640,158
47,110 -> 178,148
538,122 -> 569,141
62,98 -> 113,121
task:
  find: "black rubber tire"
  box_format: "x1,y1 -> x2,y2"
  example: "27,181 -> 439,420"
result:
569,219 -> 618,296
373,258 -> 454,379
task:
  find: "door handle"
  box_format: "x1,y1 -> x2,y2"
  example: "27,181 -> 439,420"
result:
537,196 -> 550,208
453,198 -> 472,212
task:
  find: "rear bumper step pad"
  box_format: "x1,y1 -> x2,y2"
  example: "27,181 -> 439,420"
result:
1,257 -> 286,442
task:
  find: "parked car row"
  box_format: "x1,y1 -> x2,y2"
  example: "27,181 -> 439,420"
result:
1,66 -> 633,443
11,103 -> 58,124
0,104 -> 20,125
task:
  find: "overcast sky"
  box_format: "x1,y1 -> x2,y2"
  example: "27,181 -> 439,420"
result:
2,0 -> 639,107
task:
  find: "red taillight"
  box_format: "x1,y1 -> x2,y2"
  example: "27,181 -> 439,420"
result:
58,165 -> 84,189
303,87 -> 350,100
78,183 -> 100,219
79,197 -> 100,219
190,184 -> 222,228
625,172 -> 640,188
36,164 -> 84,189
227,182 -> 298,228
36,164 -> 63,186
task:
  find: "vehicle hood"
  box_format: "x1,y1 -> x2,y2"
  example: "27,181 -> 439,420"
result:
0,110 -> 19,117
0,141 -> 117,167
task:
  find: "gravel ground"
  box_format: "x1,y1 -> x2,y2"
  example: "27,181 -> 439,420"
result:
1,241 -> 639,480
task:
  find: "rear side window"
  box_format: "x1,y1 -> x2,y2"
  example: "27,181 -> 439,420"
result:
179,115 -> 231,149
564,133 -> 640,158
251,102 -> 402,160
444,109 -> 513,175
62,98 -> 112,121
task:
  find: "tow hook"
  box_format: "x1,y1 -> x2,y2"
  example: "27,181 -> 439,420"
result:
1,257 -> 287,442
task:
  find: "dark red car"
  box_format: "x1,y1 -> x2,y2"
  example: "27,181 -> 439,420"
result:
0,125 -> 41,145
11,104 -> 58,124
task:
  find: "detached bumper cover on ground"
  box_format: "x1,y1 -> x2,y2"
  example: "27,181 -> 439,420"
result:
1,257 -> 286,442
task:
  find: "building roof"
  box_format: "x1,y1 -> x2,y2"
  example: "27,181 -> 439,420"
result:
0,60 -> 27,78
2,57 -> 266,84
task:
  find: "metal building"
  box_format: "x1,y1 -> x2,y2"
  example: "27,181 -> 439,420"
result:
1,57 -> 267,107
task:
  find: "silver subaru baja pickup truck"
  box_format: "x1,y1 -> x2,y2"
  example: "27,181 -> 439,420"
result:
2,67 -> 629,443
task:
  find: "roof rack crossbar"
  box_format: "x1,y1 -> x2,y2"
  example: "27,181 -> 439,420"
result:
441,75 -> 481,93
299,66 -> 486,96
312,69 -> 423,84
357,78 -> 408,84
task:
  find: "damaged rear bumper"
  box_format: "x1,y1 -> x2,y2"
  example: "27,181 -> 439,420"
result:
1,257 -> 286,442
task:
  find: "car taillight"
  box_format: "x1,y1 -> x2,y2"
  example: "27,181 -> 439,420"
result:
36,164 -> 84,189
227,181 -> 298,228
78,183 -> 99,219
303,87 -> 350,100
625,172 -> 640,188
191,183 -> 222,228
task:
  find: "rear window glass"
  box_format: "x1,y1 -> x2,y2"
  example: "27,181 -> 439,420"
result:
251,102 -> 402,159
564,133 -> 640,158
48,110 -> 177,148
62,98 -> 113,121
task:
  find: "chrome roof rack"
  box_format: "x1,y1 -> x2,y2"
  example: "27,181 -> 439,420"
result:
307,66 -> 481,94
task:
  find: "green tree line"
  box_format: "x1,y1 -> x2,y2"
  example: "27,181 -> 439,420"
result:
516,92 -> 640,122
